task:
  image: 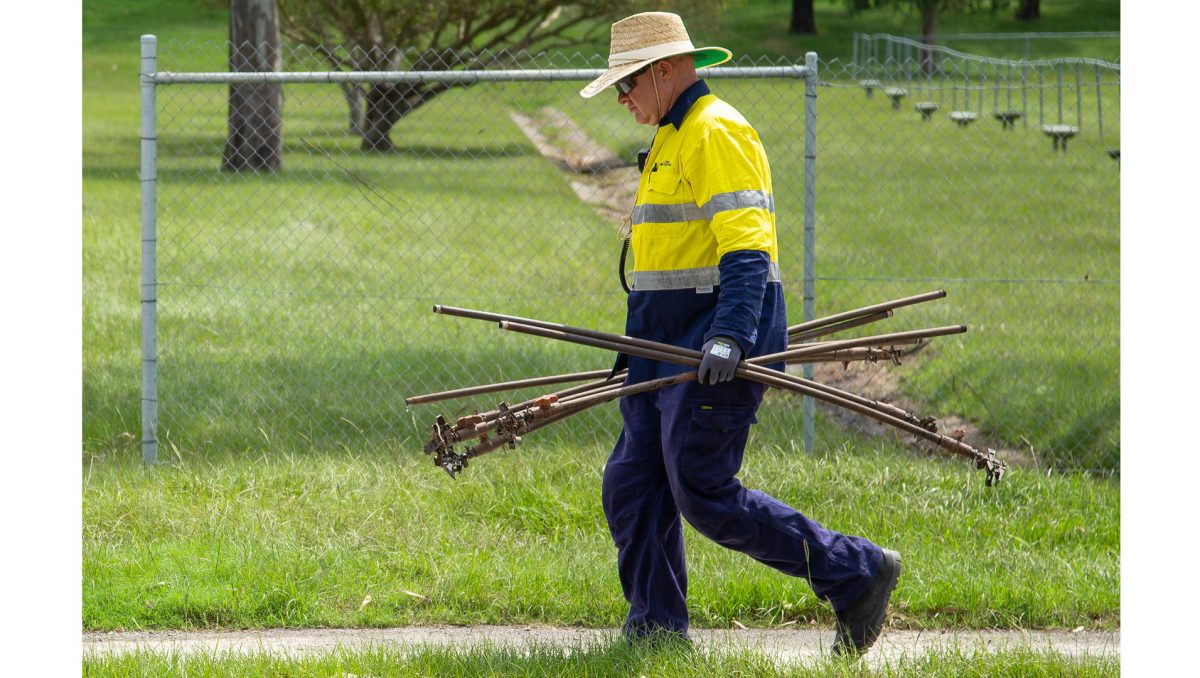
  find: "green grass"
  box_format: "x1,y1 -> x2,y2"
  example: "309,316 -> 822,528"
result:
83,438 -> 1118,631
85,80 -> 1121,467
84,0 -> 1120,467
82,643 -> 1119,677
83,0 -> 1120,642
516,72 -> 1121,469
715,0 -> 1120,62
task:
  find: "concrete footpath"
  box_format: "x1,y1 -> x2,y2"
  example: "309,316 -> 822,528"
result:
84,625 -> 1120,666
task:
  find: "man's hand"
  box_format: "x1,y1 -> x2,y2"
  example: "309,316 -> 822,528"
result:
698,336 -> 742,385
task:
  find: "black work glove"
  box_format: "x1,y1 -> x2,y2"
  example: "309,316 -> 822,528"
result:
698,336 -> 742,385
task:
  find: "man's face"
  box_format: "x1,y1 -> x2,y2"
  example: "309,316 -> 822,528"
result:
615,63 -> 660,126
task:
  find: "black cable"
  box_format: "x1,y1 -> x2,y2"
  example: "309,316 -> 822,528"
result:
618,147 -> 651,295
618,236 -> 631,294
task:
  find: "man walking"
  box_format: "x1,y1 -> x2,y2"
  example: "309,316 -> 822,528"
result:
579,12 -> 901,656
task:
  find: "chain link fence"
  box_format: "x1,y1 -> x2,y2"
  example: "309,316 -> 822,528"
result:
816,47 -> 1119,471
140,38 -> 1118,471
854,31 -> 1121,63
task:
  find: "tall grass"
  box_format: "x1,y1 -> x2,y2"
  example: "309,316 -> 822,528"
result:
83,436 -> 1118,631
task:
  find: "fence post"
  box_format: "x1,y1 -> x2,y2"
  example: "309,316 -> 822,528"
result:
140,35 -> 158,464
1021,63 -> 1028,128
992,61 -> 998,113
964,59 -> 970,110
951,59 -> 958,110
852,33 -> 859,80
1007,62 -> 1014,113
802,52 -> 818,455
1037,66 -> 1044,127
1056,62 -> 1064,124
1075,61 -> 1083,131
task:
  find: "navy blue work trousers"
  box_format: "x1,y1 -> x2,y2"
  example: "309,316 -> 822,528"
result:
601,378 -> 883,637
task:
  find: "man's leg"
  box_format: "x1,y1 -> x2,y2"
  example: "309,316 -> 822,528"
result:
602,391 -> 689,637
658,380 -> 882,611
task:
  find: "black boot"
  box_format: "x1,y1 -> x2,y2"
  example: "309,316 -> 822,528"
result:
832,548 -> 901,657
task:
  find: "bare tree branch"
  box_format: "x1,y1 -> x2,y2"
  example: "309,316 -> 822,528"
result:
274,0 -> 678,150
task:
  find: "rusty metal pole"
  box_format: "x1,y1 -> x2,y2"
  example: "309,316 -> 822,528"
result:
433,305 -> 962,428
405,368 -> 615,405
416,346 -> 907,468
496,320 -> 1001,484
409,341 -> 908,417
430,371 -> 698,476
784,290 -> 946,336
789,310 -> 892,342
490,320 -> 932,430
765,325 -> 966,363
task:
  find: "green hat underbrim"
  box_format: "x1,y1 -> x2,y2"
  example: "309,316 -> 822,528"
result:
693,47 -> 733,69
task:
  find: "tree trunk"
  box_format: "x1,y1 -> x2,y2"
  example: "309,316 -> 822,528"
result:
357,58 -> 456,150
362,83 -> 451,152
789,0 -> 817,34
362,84 -> 410,152
341,84 -> 365,136
359,51 -> 458,151
1015,0 -> 1041,21
223,0 -> 282,172
919,4 -> 939,77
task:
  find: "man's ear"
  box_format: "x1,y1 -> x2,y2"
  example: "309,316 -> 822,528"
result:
657,58 -> 673,81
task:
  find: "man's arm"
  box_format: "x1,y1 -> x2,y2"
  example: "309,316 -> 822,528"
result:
687,124 -> 776,362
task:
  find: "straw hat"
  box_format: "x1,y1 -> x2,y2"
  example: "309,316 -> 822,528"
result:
579,12 -> 732,99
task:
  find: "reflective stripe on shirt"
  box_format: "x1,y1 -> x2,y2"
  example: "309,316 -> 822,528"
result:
632,261 -> 782,291
632,189 -> 775,226
632,202 -> 704,225
701,190 -> 774,220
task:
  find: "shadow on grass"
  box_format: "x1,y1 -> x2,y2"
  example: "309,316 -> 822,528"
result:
85,343 -> 620,460
145,132 -> 537,162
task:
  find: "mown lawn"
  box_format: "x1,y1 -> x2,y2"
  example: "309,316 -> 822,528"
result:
85,0 -> 1119,465
82,0 -> 1120,644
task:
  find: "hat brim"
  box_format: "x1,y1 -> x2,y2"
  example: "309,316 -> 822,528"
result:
579,46 -> 733,99
692,47 -> 733,70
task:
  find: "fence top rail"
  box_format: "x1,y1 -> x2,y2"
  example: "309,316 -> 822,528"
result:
149,65 -> 811,85
856,33 -> 1120,71
862,31 -> 1120,42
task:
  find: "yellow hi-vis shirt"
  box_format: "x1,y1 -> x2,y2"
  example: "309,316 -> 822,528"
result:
631,92 -> 781,290
619,83 -> 788,385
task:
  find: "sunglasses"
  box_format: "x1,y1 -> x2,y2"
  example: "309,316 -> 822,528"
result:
614,65 -> 650,95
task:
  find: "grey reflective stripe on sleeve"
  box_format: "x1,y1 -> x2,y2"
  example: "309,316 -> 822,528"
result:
700,190 -> 775,220
632,262 -> 782,291
632,202 -> 705,225
632,191 -> 773,225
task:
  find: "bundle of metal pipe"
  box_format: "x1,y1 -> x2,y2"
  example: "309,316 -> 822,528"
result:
406,291 -> 1004,485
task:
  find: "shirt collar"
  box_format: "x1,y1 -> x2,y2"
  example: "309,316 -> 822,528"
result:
660,80 -> 710,129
